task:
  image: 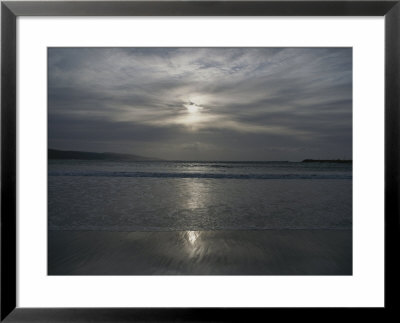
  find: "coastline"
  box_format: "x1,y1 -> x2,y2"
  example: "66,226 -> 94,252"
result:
48,229 -> 352,275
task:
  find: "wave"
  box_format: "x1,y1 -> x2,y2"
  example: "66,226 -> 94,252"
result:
48,171 -> 352,180
48,225 -> 352,231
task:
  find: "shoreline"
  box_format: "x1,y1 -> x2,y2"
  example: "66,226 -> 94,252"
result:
48,229 -> 352,275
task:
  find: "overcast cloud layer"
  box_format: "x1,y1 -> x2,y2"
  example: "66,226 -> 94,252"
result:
48,48 -> 352,161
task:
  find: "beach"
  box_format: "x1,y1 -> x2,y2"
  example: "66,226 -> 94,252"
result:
48,229 -> 352,275
48,160 -> 352,275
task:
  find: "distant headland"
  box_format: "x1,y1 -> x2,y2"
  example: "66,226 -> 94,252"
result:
48,149 -> 160,161
302,159 -> 352,164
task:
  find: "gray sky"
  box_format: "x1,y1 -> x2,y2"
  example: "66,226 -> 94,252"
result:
48,47 -> 352,161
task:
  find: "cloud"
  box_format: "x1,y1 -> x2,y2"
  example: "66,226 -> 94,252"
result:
48,47 -> 352,161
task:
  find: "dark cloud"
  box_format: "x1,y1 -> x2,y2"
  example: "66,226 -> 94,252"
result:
48,47 -> 352,161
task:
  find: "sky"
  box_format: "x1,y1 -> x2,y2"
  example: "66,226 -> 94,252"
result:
48,47 -> 352,161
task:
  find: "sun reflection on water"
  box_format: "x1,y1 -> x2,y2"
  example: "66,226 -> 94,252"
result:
186,231 -> 199,244
185,180 -> 208,209
182,231 -> 204,259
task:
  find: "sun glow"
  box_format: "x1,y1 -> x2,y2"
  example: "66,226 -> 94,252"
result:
178,100 -> 208,127
184,101 -> 203,114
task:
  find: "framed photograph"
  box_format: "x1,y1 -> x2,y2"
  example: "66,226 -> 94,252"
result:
1,0 -> 398,321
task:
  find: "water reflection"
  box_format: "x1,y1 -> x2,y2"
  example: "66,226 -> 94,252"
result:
185,231 -> 200,245
185,180 -> 209,209
182,231 -> 204,259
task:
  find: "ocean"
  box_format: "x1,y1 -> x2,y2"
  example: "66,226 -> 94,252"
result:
48,160 -> 352,231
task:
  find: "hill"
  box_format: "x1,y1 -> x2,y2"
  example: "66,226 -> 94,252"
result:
48,149 -> 159,161
302,159 -> 352,163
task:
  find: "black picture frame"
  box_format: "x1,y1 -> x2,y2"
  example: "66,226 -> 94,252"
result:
1,1 -> 399,321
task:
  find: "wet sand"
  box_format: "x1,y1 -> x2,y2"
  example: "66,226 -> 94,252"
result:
48,230 -> 352,275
